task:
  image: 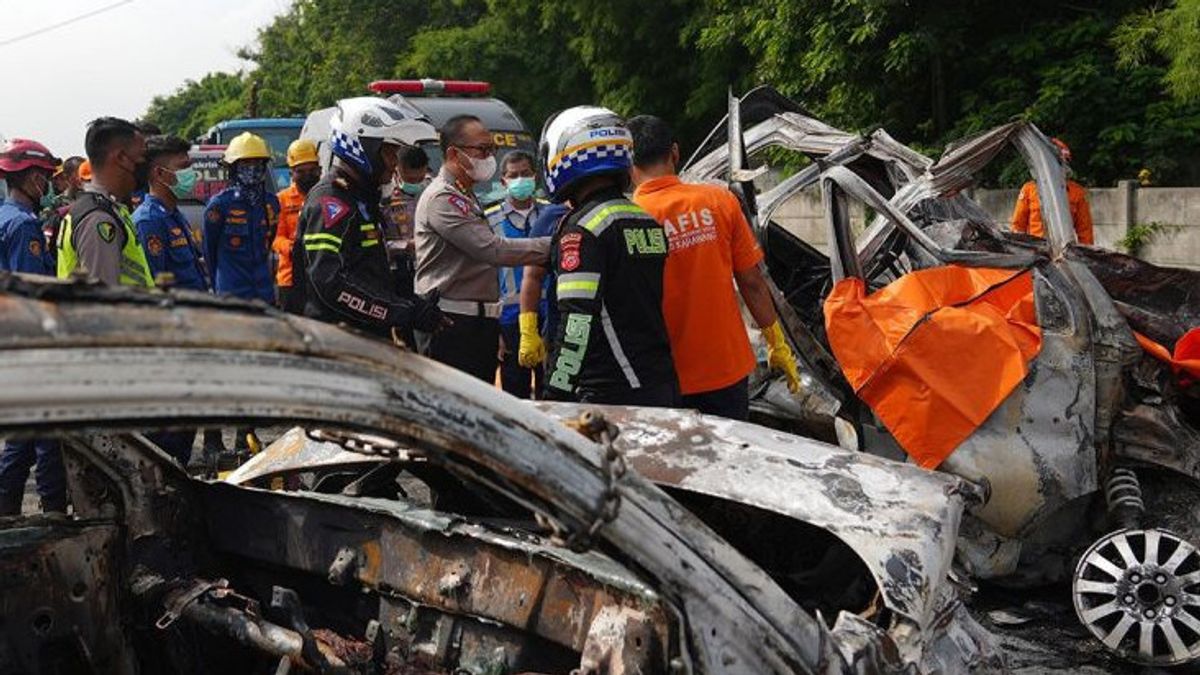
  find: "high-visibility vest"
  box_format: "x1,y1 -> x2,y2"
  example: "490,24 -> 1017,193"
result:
57,192 -> 154,287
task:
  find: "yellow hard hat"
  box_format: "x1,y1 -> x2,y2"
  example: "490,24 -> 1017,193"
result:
223,132 -> 271,164
286,138 -> 319,168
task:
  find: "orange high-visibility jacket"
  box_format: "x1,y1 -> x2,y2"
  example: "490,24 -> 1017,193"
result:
273,183 -> 305,287
1011,179 -> 1095,245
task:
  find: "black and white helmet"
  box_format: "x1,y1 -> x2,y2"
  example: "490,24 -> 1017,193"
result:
329,97 -> 437,176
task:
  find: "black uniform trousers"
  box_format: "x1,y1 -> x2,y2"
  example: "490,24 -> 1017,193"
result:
423,313 -> 500,383
499,320 -> 544,399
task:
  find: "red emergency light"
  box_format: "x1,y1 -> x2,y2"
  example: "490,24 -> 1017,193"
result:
368,79 -> 492,96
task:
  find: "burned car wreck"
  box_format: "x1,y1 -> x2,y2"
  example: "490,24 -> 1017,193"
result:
681,87 -> 1200,668
0,276 -> 1005,674
1,87 -> 1197,674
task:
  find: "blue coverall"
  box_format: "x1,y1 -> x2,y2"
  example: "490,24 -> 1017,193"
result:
204,186 -> 279,303
133,194 -> 210,292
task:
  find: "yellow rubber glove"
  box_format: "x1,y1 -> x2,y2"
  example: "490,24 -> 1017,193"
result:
517,311 -> 547,368
763,320 -> 802,393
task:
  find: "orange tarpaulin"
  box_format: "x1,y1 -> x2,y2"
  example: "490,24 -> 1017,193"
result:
1135,328 -> 1200,387
824,266 -> 1043,469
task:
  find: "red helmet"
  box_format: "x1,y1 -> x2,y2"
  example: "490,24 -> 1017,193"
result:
1050,137 -> 1072,164
0,138 -> 59,175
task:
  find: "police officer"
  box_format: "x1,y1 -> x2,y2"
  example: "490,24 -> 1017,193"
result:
205,132 -> 278,304
538,106 -> 679,406
57,117 -> 154,287
274,138 -> 321,313
487,150 -> 551,398
296,97 -> 445,339
0,137 -> 66,515
414,115 -> 550,382
132,135 -> 209,292
381,145 -> 430,297
41,156 -> 85,266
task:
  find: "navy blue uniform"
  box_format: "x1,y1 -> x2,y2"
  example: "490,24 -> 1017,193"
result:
204,187 -> 278,302
133,194 -> 210,291
0,199 -> 52,274
0,198 -> 65,514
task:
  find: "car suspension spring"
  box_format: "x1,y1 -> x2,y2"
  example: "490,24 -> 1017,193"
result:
1105,467 -> 1145,530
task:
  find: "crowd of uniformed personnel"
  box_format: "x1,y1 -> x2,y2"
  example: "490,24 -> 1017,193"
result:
0,97 -> 1091,515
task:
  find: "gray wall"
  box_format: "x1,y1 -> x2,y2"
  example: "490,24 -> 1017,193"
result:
771,181 -> 1200,270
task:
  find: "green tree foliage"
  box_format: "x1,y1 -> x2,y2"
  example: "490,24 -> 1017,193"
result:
398,1 -> 595,136
143,72 -> 248,141
144,0 -> 1200,186
241,0 -> 487,116
1115,0 -> 1200,102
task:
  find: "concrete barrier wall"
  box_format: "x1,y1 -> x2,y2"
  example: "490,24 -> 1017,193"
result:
771,180 -> 1200,269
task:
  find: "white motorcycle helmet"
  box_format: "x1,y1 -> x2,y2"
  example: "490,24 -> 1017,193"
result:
539,105 -> 632,202
329,97 -> 437,179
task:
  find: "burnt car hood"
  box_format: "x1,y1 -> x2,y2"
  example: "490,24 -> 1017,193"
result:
229,403 -> 984,637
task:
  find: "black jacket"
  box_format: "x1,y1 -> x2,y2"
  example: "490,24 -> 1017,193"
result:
545,187 -> 678,402
295,171 -> 426,337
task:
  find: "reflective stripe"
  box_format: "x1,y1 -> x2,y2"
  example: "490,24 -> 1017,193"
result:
359,223 -> 377,231
303,232 -> 342,245
360,239 -> 380,248
600,304 -> 640,388
304,243 -> 339,253
557,272 -> 600,300
580,200 -> 656,237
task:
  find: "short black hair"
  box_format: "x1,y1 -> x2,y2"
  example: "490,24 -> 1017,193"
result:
135,120 -> 163,136
628,114 -> 675,168
85,117 -> 139,168
144,135 -> 191,167
501,150 -> 535,174
440,114 -> 482,153
62,156 -> 85,177
400,145 -> 429,170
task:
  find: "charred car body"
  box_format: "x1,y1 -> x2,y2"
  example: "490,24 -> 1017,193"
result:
681,87 -> 1200,668
0,276 -> 1004,673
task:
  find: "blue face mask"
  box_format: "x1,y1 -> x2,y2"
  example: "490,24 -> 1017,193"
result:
505,176 -> 536,201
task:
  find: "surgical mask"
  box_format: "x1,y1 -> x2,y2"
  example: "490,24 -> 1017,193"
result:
505,176 -> 536,201
169,167 -> 198,199
400,180 -> 427,196
458,150 -> 496,183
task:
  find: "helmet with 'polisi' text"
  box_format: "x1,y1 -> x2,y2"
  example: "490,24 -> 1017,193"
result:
329,97 -> 437,178
539,106 -> 631,202
0,138 -> 59,175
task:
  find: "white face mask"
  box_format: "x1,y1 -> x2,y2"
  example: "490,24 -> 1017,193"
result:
459,151 -> 497,182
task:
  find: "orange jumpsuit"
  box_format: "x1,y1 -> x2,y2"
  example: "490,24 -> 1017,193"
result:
273,183 -> 305,287
1011,179 -> 1095,245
